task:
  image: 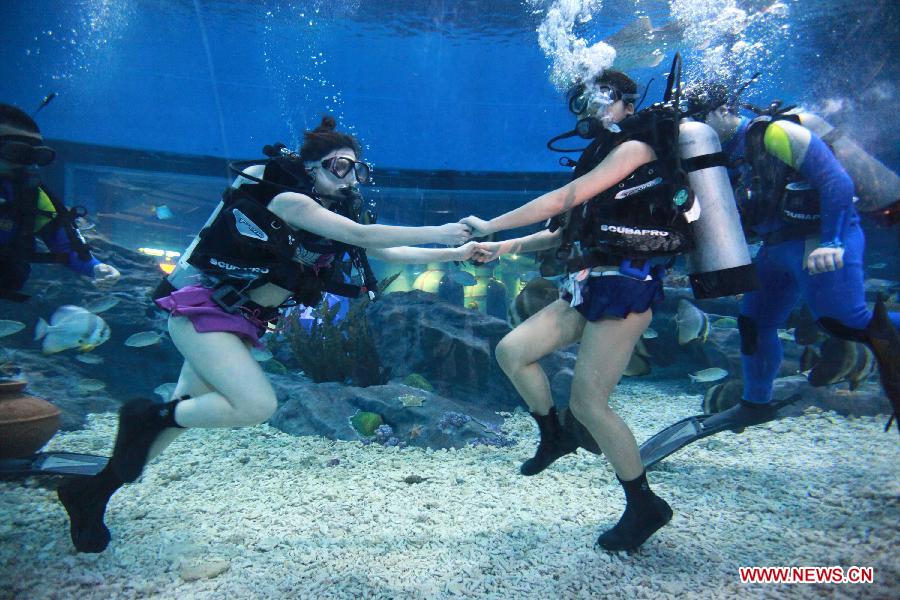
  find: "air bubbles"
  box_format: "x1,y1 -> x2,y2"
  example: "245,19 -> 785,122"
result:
673,0 -> 791,91
527,1 -> 614,91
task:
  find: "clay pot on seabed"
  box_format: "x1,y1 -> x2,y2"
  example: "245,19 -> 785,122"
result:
0,380 -> 61,459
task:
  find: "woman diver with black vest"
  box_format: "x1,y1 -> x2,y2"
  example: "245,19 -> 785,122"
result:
466,67 -> 736,552
56,116 -> 475,554
465,69 -> 675,552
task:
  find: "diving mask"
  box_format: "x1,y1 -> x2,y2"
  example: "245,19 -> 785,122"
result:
0,137 -> 56,166
568,85 -> 640,117
321,156 -> 372,184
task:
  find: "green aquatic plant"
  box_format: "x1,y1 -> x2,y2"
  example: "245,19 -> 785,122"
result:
282,272 -> 400,386
350,411 -> 384,437
403,373 -> 433,392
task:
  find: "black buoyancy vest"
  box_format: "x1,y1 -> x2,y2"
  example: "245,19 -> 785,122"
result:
187,168 -> 354,303
742,114 -> 821,235
558,115 -> 693,262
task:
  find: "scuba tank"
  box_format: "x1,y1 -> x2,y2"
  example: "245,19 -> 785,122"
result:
796,111 -> 899,224
648,54 -> 759,299
678,119 -> 759,298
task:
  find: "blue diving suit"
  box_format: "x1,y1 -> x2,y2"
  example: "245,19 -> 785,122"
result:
725,116 -> 899,404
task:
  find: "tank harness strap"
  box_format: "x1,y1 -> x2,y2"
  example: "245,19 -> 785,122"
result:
155,276 -> 278,323
349,246 -> 379,299
210,284 -> 257,314
151,278 -> 177,302
209,283 -> 281,329
681,151 -> 729,173
820,127 -> 845,147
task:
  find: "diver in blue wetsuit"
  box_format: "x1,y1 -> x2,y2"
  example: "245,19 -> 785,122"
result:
685,84 -> 899,432
0,104 -> 120,299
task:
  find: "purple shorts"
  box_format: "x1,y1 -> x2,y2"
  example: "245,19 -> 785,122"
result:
155,284 -> 273,348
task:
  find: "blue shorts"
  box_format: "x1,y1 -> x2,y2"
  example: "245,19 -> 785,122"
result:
561,274 -> 664,321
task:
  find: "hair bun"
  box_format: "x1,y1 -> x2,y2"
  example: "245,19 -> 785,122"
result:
316,115 -> 337,132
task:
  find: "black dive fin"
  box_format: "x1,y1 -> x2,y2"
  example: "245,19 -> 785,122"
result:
639,414 -> 722,469
640,395 -> 802,469
0,452 -> 108,478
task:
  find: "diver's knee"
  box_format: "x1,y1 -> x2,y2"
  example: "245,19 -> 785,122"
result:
239,393 -> 278,425
568,395 -> 607,423
568,397 -> 588,422
494,336 -> 521,373
738,314 -> 758,355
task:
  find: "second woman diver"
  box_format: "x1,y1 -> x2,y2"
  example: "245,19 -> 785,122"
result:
465,70 -> 688,551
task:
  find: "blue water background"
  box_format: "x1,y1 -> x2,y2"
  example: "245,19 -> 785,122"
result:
1,0 -> 897,171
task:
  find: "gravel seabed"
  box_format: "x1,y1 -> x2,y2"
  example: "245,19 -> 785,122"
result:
2,381 -> 897,600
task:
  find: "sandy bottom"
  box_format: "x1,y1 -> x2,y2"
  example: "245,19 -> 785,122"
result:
1,381 -> 898,599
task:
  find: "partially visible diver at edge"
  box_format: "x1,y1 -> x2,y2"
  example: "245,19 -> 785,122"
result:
56,115 -> 475,554
0,103 -> 120,301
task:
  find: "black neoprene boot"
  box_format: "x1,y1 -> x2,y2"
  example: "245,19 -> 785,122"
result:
57,465 -> 124,553
596,471 -> 673,552
109,397 -> 185,483
520,407 -> 579,476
